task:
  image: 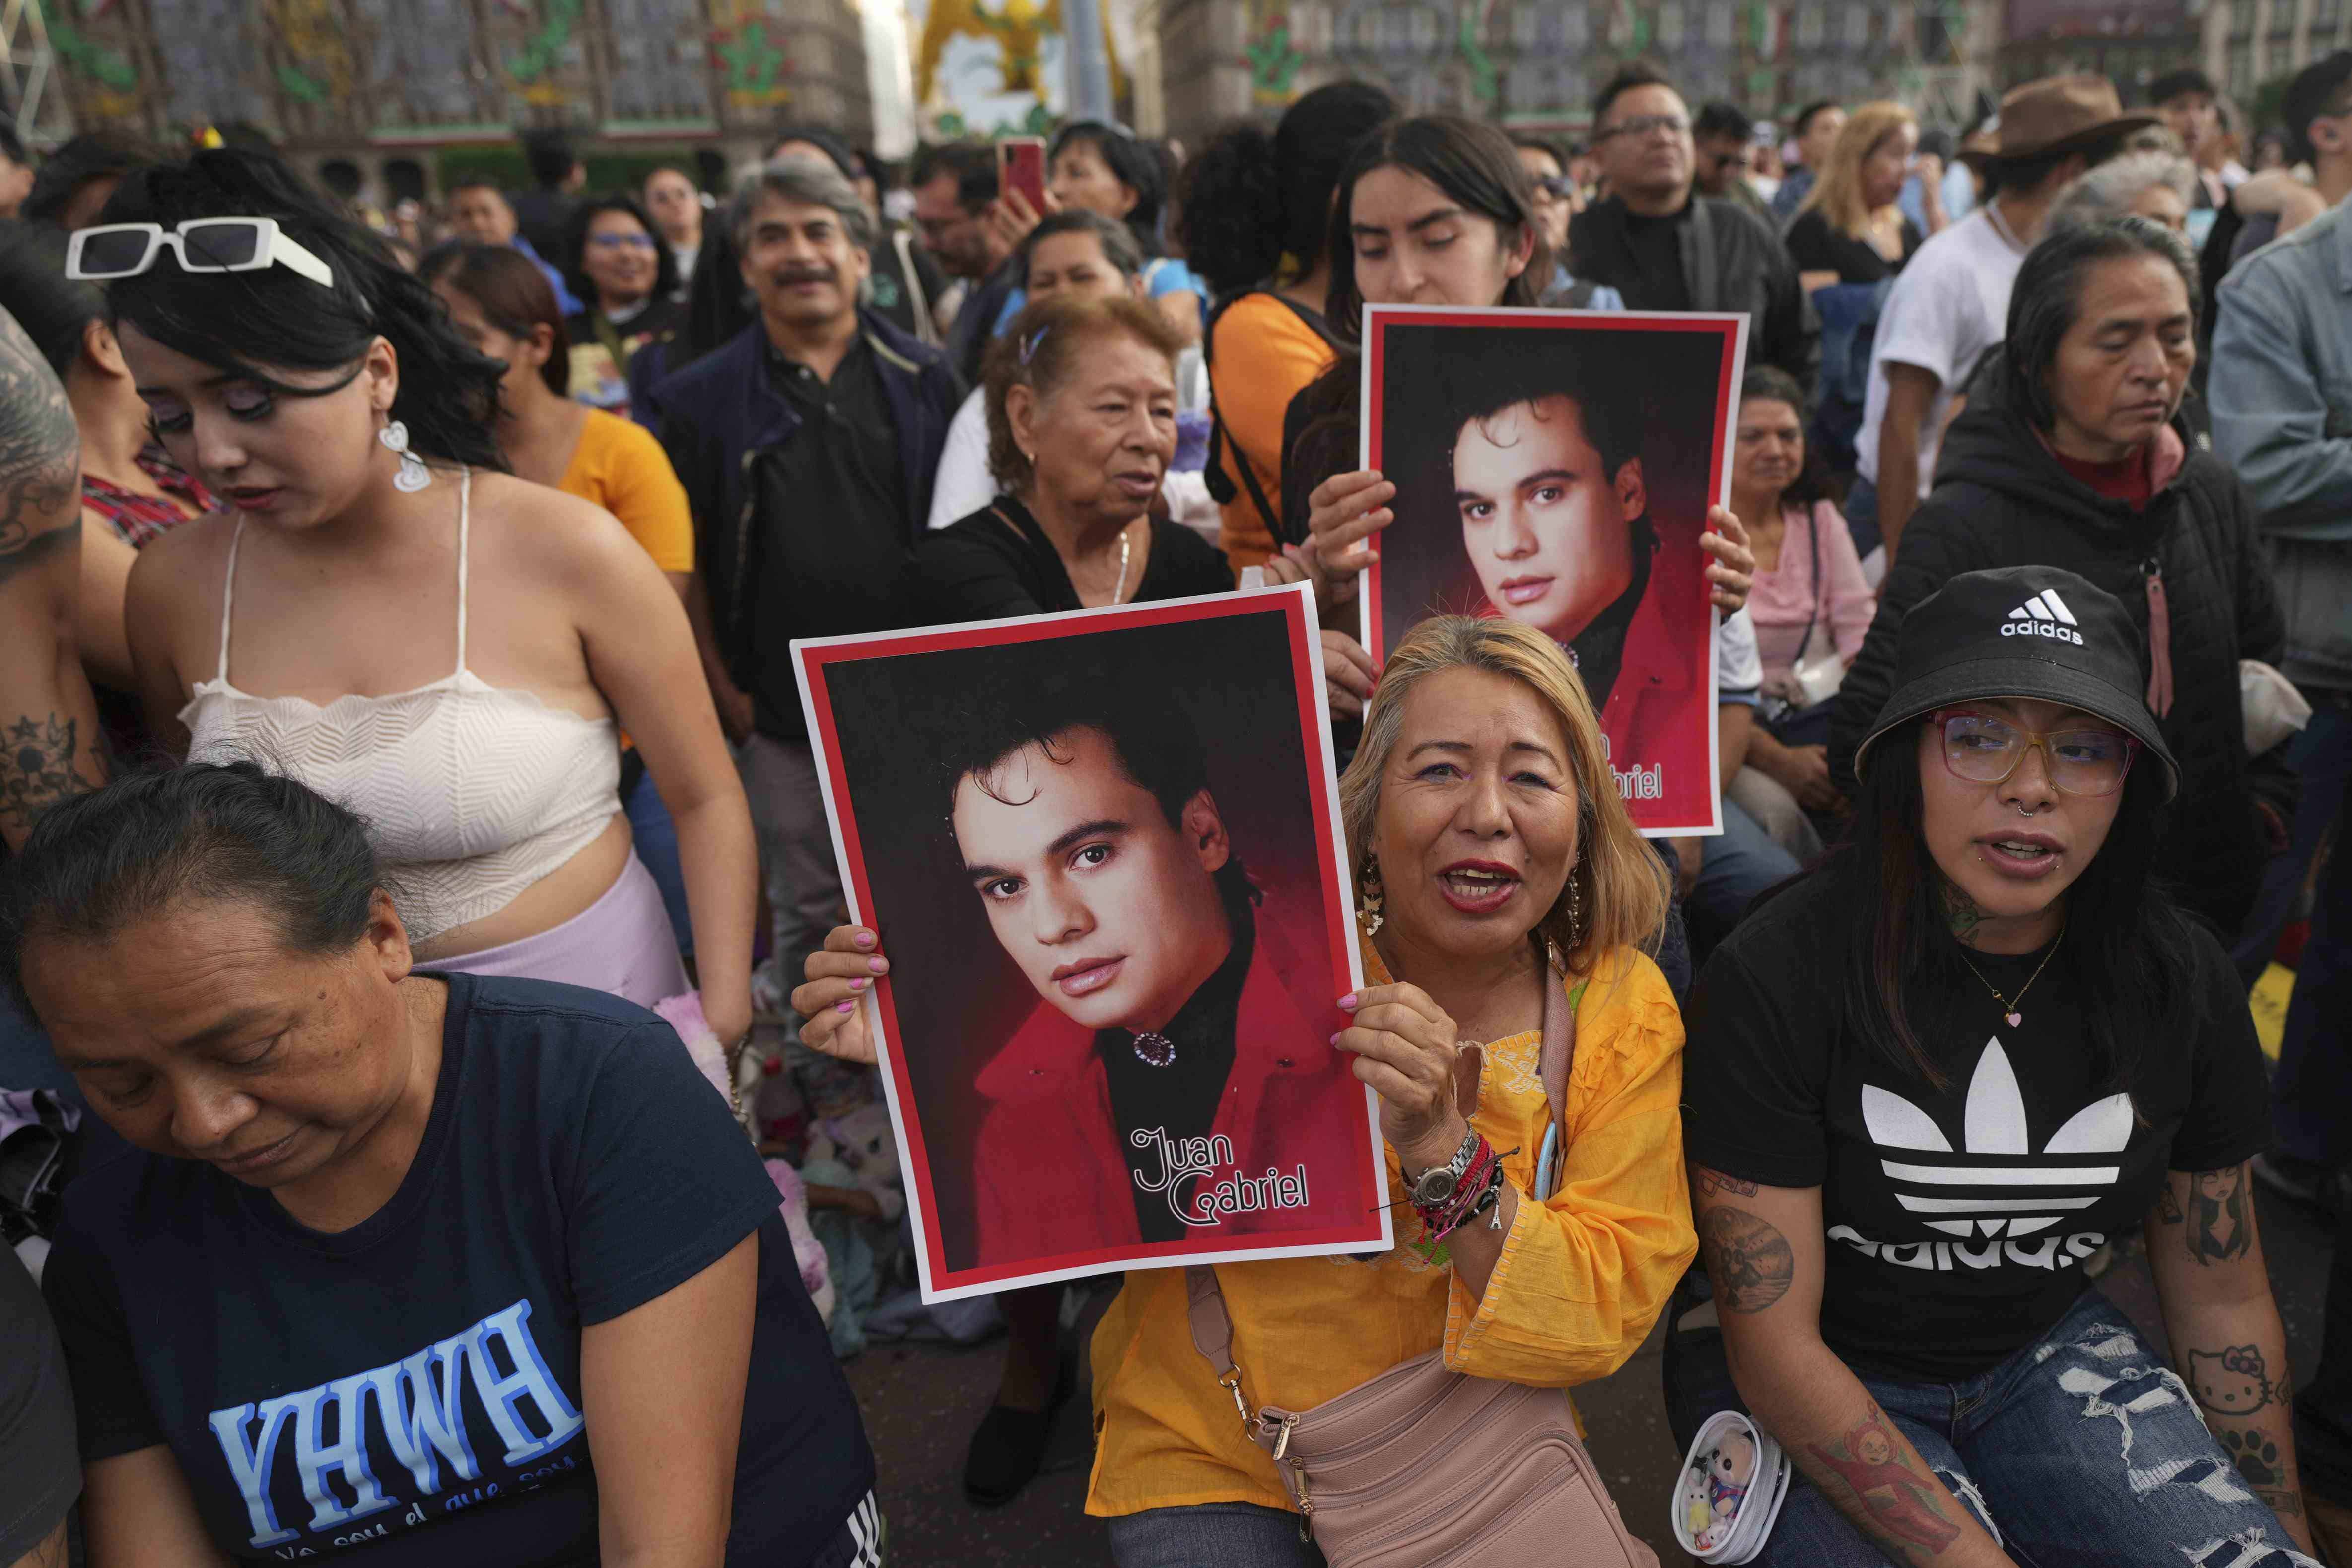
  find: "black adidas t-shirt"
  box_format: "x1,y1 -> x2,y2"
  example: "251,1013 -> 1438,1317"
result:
41,974 -> 874,1566
1684,874 -> 2271,1383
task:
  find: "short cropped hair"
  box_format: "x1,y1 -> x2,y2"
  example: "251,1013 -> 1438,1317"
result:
732,154 -> 874,252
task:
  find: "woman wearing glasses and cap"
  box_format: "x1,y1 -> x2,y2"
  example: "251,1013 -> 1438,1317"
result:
78,148 -> 757,1048
1671,565 -> 2318,1565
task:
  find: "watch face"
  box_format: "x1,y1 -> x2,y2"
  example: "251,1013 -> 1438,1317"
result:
1411,1169 -> 1454,1205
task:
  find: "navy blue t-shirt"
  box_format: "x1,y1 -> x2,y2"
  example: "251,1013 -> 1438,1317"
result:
41,973 -> 873,1566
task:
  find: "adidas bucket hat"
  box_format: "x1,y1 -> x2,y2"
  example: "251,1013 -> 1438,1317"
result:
1853,565 -> 2179,800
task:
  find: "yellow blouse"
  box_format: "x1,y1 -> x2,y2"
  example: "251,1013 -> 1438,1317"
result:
1084,940 -> 1696,1518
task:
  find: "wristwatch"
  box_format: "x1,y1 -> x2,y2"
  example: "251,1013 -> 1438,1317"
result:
1404,1125 -> 1482,1208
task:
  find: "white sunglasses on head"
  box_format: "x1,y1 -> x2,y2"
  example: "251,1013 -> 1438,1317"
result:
66,218 -> 337,291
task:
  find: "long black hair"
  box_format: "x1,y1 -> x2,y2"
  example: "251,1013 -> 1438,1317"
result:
96,147 -> 506,471
1738,365 -> 1832,510
0,221 -> 107,379
561,193 -> 680,316
1823,717 -> 2190,1096
1179,79 -> 1396,297
1049,120 -> 1167,259
2001,215 -> 2199,436
1322,115 -> 1549,340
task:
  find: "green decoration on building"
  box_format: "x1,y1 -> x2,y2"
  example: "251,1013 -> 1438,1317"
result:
937,108 -> 968,138
277,62 -> 327,102
720,19 -> 788,94
509,0 -> 584,85
1457,5 -> 1497,106
50,21 -> 138,91
1246,17 -> 1304,99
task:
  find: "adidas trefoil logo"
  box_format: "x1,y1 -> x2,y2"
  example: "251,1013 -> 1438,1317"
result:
1862,1040 -> 2130,1239
2001,588 -> 2085,646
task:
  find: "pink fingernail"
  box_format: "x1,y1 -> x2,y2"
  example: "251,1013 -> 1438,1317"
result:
1329,1032 -> 1342,1046
836,1001 -> 855,1014
852,930 -> 875,948
867,957 -> 887,973
1338,993 -> 1357,1009
850,977 -> 869,991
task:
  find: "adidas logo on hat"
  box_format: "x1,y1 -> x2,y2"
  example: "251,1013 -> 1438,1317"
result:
2001,589 -> 2084,646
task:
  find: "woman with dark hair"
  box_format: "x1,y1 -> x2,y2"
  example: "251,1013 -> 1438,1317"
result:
1675,565 -> 2317,1565
101,149 -> 755,1042
559,194 -> 683,416
9,762 -> 879,1568
1036,121 -> 1204,342
641,163 -> 703,288
1182,78 -> 1396,574
1292,117 -> 1754,721
1829,216 -> 2293,946
1729,364 -> 1874,856
0,220 -> 212,701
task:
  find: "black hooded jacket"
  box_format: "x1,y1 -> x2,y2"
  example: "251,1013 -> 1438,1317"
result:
1829,375 -> 2295,939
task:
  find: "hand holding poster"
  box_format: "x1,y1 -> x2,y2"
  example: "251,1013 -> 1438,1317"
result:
1359,306 -> 1747,835
794,585 -> 1390,1301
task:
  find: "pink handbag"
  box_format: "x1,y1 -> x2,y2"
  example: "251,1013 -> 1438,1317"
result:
1183,966 -> 1660,1567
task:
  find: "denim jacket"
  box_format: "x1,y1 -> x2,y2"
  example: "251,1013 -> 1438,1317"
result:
2212,198 -> 2352,689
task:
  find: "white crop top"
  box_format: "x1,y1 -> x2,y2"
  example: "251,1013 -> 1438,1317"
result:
182,469 -> 623,945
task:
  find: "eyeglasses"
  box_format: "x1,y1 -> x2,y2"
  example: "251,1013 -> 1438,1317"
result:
587,231 -> 660,251
1533,175 -> 1574,200
1932,708 -> 2140,796
1595,114 -> 1690,143
67,218 -> 336,291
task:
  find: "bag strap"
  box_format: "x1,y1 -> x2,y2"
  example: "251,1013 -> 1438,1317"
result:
1200,289 -> 1347,543
1538,962 -> 1579,1134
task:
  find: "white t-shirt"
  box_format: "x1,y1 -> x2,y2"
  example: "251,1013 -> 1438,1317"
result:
1719,608 -> 1762,707
1857,207 -> 2029,497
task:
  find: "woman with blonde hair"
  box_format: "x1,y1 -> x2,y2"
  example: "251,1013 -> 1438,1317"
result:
1788,101 -> 1933,292
796,614 -> 1696,1566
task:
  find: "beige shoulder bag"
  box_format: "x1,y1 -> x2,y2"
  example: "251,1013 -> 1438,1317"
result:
1184,968 -> 1659,1567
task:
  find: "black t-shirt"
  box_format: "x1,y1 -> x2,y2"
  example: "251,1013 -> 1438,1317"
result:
1100,909 -> 1253,1243
749,335 -> 914,739
1783,208 -> 1921,284
1620,208 -> 1693,312
42,974 -> 874,1567
1684,874 -> 2271,1383
913,495 -> 1235,623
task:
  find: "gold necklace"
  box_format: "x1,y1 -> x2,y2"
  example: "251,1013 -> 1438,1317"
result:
1957,921 -> 2065,1029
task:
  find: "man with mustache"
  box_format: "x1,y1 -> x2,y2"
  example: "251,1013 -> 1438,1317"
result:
656,154 -> 959,1026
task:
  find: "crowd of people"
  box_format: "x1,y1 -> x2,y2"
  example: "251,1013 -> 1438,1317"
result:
0,44 -> 2350,1568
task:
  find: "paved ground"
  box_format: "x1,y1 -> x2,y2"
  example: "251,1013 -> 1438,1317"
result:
845,1182 -> 2340,1566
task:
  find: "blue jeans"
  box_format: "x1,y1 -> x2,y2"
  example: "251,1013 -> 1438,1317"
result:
1843,472 -> 1880,563
1689,798 -> 1803,932
1664,1281 -> 2318,1566
2253,699 -> 2352,1165
1107,1502 -> 1326,1568
622,761 -> 695,962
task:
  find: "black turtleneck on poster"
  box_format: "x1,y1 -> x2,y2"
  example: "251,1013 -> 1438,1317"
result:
1099,901 -> 1256,1242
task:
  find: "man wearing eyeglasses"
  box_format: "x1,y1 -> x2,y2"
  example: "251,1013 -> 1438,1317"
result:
1695,101 -> 1774,225
1568,64 -> 1817,389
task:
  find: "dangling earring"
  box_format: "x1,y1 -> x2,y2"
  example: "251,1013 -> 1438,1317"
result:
379,419 -> 432,493
1560,864 -> 1584,950
1356,852 -> 1384,937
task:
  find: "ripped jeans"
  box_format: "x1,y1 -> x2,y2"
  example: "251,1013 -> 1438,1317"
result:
1663,1282 -> 2320,1568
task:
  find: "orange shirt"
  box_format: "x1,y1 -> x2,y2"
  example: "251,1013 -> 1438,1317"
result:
1083,941 -> 1695,1519
557,408 -> 694,575
1211,293 -> 1338,576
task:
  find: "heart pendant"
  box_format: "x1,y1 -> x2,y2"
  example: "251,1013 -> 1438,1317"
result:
2005,1011 -> 2023,1028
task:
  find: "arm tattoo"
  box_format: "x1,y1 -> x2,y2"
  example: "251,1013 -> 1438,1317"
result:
1694,1165 -> 1760,1201
2155,1183 -> 2184,1225
2186,1342 -> 2283,1418
0,711 -> 90,836
2186,1166 -> 2255,1264
1804,1399 -> 1965,1555
1697,1205 -> 1794,1314
0,304 -> 79,588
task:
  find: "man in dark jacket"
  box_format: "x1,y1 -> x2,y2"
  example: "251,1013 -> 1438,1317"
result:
659,154 -> 959,1014
1830,218 -> 2293,941
1570,64 -> 1817,389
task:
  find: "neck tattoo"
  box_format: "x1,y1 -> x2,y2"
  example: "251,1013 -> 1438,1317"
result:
1940,877 -> 1986,949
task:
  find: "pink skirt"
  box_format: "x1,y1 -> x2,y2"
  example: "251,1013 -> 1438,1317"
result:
415,851 -> 690,1008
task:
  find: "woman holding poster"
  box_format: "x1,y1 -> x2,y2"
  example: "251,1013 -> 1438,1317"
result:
797,616 -> 1697,1566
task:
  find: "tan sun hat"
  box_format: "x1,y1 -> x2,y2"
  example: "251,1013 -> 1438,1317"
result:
1958,74 -> 2159,169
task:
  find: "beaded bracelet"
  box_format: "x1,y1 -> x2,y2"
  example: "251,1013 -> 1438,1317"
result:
1427,1160 -> 1510,1244
1414,1136 -> 1499,1240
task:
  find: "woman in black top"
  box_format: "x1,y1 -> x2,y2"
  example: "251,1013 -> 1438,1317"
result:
917,293 -> 1231,622
560,194 -> 685,415
1674,566 -> 2315,1564
11,763 -> 876,1568
1786,101 -> 1928,290
911,289 -> 1229,1512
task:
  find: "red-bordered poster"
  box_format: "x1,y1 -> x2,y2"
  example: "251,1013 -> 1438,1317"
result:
795,584 -> 1389,1302
1359,305 -> 1746,836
